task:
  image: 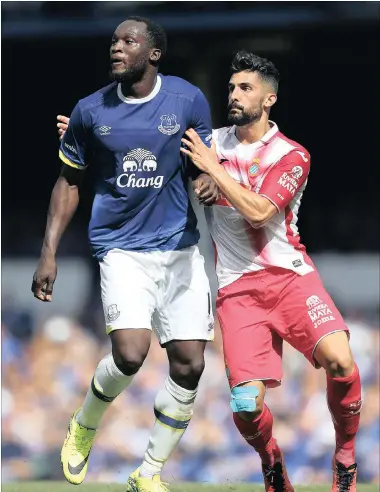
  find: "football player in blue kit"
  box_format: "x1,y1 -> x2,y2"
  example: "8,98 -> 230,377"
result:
32,16 -> 218,492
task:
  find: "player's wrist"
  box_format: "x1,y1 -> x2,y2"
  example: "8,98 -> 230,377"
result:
41,243 -> 57,259
207,163 -> 226,180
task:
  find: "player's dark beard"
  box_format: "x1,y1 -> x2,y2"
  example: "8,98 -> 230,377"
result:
227,103 -> 263,126
109,58 -> 148,85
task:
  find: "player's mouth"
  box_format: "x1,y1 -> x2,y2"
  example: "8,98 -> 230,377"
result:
228,104 -> 243,113
229,107 -> 242,114
111,57 -> 125,68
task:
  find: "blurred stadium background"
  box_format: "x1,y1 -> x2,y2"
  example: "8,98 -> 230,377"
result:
2,1 -> 380,487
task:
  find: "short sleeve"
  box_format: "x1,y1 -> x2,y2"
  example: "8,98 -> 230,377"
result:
258,150 -> 310,212
59,103 -> 91,170
190,89 -> 213,148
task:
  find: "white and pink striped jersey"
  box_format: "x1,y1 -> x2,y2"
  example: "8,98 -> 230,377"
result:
205,121 -> 314,288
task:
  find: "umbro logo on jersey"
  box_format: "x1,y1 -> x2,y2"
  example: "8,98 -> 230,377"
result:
64,142 -> 77,155
99,126 -> 111,136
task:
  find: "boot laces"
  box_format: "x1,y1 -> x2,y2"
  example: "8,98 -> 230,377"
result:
336,463 -> 356,492
263,462 -> 285,491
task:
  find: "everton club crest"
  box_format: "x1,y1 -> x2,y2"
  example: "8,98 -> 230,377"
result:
158,114 -> 180,135
106,304 -> 120,322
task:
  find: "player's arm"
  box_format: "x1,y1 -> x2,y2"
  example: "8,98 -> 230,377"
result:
181,129 -> 310,227
32,104 -> 89,302
188,90 -> 218,205
40,165 -> 84,259
255,149 -> 310,220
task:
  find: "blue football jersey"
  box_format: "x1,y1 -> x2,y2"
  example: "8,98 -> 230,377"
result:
59,74 -> 212,260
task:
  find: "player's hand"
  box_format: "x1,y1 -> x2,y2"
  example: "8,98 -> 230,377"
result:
193,174 -> 219,206
180,129 -> 219,173
57,115 -> 70,141
31,254 -> 57,302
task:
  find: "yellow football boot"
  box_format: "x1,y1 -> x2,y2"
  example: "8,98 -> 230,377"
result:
126,467 -> 169,492
60,408 -> 96,485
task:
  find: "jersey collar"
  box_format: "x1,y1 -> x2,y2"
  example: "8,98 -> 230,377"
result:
260,120 -> 279,144
229,120 -> 279,148
117,75 -> 162,104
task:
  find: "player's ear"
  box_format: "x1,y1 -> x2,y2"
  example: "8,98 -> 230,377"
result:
150,48 -> 161,64
264,92 -> 277,109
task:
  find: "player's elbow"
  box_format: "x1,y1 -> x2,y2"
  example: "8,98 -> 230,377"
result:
247,201 -> 278,228
246,211 -> 271,229
248,217 -> 267,229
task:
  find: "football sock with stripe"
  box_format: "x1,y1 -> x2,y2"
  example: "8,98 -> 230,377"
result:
327,363 -> 362,467
139,376 -> 197,478
233,404 -> 276,466
76,353 -> 134,430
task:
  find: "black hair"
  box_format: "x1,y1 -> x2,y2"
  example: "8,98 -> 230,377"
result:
231,51 -> 280,92
126,16 -> 167,62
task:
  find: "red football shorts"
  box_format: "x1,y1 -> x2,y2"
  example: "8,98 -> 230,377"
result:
216,267 -> 349,389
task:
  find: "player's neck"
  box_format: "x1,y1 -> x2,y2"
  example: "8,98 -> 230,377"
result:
235,119 -> 271,145
120,72 -> 158,100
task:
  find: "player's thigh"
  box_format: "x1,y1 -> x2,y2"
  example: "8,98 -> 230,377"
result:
153,246 -> 214,345
217,274 -> 283,390
277,270 -> 349,368
99,248 -> 158,335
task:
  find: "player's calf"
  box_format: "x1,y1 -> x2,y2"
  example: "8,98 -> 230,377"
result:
230,383 -> 294,492
135,340 -> 205,481
315,332 -> 361,474
138,376 -> 198,480
231,382 -> 275,463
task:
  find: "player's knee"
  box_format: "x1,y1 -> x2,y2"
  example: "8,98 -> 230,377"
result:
110,329 -> 151,376
314,331 -> 354,377
112,347 -> 146,376
324,352 -> 355,378
169,356 -> 205,390
237,398 -> 264,422
231,385 -> 264,422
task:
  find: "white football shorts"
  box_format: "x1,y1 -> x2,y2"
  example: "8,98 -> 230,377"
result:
99,246 -> 214,344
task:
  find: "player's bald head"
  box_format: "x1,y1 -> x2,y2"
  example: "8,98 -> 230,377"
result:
231,51 -> 280,93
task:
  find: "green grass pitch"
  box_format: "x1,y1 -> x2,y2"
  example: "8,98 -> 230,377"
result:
2,482 -> 379,492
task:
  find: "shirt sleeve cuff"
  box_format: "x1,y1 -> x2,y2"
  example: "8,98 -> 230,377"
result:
259,193 -> 281,213
59,150 -> 86,170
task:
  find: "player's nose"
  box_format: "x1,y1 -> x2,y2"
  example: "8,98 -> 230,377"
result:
228,96 -> 240,108
111,40 -> 124,54
229,88 -> 240,101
